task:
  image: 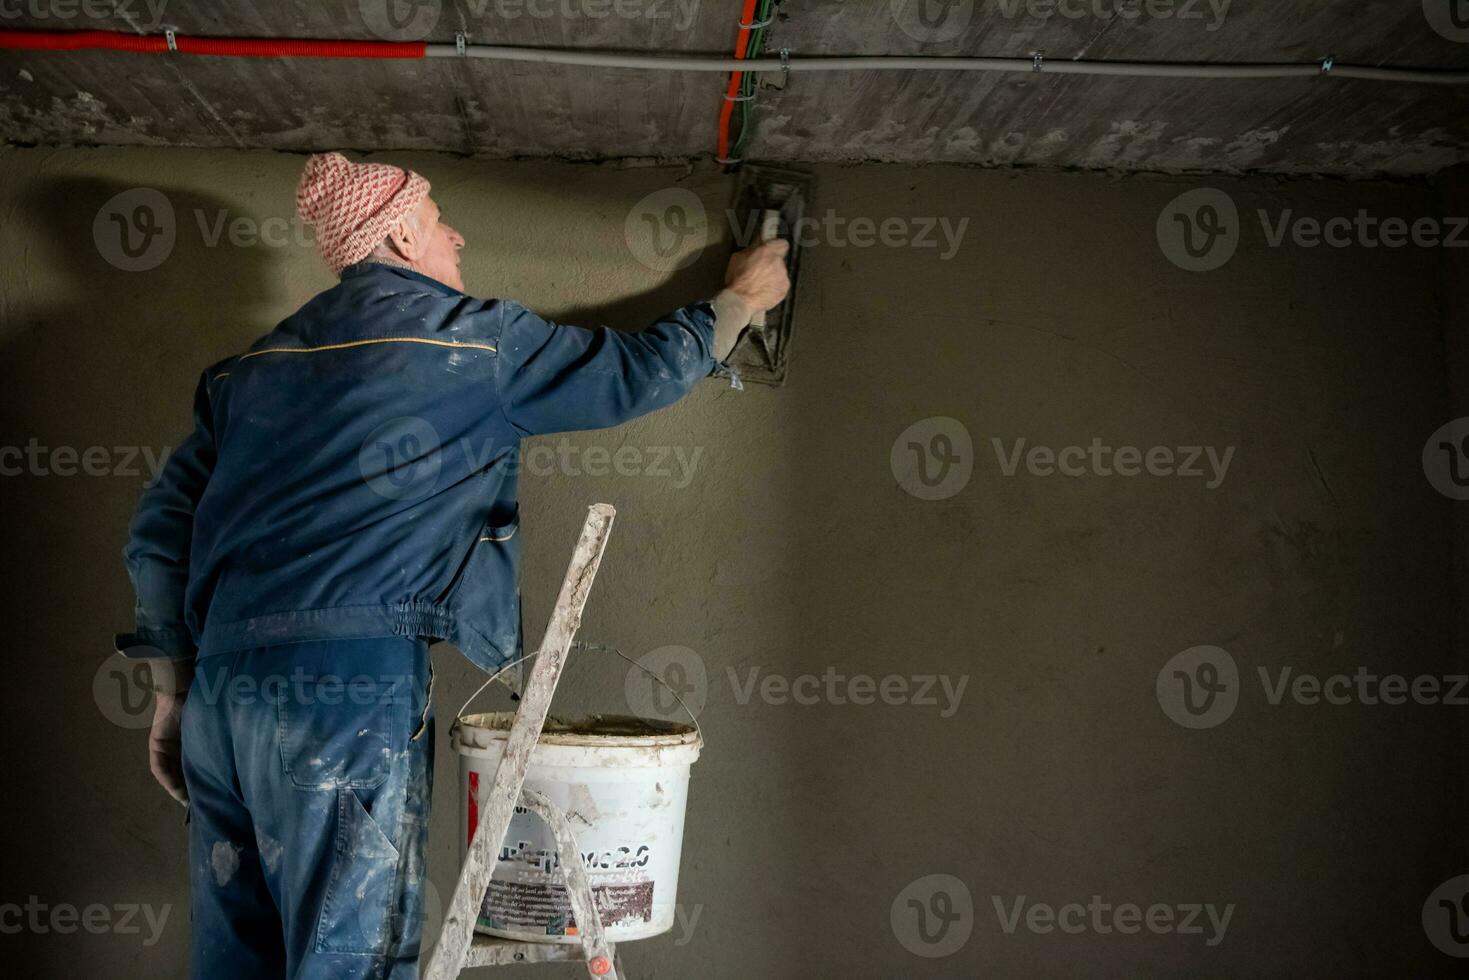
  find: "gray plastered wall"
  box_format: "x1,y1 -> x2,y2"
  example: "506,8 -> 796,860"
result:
0,145 -> 1465,976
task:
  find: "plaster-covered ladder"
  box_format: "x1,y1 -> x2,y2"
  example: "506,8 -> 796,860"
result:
424,503 -> 626,980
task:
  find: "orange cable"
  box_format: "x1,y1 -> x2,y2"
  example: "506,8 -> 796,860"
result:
715,0 -> 760,162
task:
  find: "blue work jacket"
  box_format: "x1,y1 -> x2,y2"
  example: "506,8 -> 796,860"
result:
116,261 -> 723,672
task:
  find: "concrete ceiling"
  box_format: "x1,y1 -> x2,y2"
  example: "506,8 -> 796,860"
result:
1,1 -> 1468,176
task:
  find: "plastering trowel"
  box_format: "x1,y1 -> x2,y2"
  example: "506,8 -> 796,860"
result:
726,165 -> 812,386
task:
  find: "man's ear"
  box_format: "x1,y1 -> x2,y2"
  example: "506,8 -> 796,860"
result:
384,213 -> 425,261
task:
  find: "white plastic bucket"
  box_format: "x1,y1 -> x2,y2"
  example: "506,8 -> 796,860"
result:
454,712 -> 702,944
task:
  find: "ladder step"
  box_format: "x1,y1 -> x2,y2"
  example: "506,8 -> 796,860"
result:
462,934 -> 611,968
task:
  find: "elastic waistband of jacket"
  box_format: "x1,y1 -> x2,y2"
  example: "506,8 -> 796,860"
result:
196,602 -> 512,674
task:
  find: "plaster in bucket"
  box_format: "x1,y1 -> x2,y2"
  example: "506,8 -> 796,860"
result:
454,712 -> 702,944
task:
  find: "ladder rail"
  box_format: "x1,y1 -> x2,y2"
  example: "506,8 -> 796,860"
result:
520,788 -> 617,978
423,503 -> 618,980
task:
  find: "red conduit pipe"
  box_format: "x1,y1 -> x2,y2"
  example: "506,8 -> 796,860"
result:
0,29 -> 425,58
715,0 -> 759,164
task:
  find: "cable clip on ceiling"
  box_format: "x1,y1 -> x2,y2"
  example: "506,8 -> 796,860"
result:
456,32 -> 467,57
164,28 -> 176,52
1321,54 -> 1335,74
1033,52 -> 1044,73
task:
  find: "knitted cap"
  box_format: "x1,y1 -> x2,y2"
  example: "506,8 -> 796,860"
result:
295,152 -> 431,274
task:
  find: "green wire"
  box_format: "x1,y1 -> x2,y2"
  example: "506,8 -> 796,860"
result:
731,0 -> 772,159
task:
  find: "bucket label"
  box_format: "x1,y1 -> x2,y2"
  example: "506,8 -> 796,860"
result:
480,880 -> 655,935
498,839 -> 652,875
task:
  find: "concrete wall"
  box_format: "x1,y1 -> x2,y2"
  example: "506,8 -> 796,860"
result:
1442,166 -> 1469,962
0,146 -> 1464,976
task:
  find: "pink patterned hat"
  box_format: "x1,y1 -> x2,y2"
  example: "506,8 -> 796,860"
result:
295,152 -> 431,274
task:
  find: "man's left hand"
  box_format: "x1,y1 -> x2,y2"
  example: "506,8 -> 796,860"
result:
143,657 -> 194,805
149,690 -> 189,804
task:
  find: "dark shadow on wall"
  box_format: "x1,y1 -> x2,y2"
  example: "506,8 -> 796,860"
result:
1438,163 -> 1469,903
506,216 -> 734,334
557,253 -> 731,335
0,175 -> 290,976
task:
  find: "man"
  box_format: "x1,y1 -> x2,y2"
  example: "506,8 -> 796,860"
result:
116,152 -> 790,979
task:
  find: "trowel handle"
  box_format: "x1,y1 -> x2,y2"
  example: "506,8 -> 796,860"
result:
751,208 -> 782,329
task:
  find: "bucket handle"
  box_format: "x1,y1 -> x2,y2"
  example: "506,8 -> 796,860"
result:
452,641 -> 704,745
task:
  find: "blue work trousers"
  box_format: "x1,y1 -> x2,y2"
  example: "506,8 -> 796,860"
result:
181,636 -> 434,979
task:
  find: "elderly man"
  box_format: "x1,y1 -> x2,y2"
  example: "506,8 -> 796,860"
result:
116,152 -> 789,979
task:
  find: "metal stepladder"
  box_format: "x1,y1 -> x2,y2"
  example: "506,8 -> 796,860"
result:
423,503 -> 627,980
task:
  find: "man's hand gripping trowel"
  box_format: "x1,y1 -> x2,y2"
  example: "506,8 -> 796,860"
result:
726,166 -> 812,385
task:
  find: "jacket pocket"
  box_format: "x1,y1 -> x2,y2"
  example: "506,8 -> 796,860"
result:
278,678 -> 404,790
316,786 -> 403,955
448,508 -> 523,661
